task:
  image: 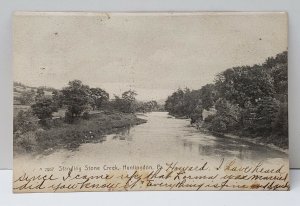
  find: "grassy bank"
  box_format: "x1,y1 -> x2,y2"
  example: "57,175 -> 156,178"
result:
14,111 -> 147,155
192,122 -> 288,152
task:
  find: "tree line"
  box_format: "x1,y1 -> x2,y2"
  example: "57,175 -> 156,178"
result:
165,51 -> 288,148
14,80 -> 157,152
14,80 -> 161,128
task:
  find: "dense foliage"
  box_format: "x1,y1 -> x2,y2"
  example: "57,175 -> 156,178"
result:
14,79 -> 162,151
31,96 -> 58,125
14,79 -> 159,152
165,51 -> 288,148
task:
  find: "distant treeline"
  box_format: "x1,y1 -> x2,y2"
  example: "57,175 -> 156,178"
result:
14,80 -> 163,132
165,51 -> 288,149
14,82 -> 57,93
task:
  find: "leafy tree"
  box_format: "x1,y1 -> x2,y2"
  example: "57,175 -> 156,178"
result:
61,80 -> 90,120
121,90 -> 137,113
272,102 -> 288,137
122,90 -> 137,102
199,84 -> 218,110
112,90 -> 138,113
89,88 -> 109,110
263,51 -> 287,69
31,96 -> 58,125
136,100 -> 160,113
210,98 -> 241,132
52,90 -> 63,108
165,88 -> 186,116
164,51 -> 288,148
215,65 -> 274,108
165,85 -> 217,120
13,110 -> 39,133
35,88 -> 45,101
113,95 -> 124,112
14,82 -> 26,88
271,64 -> 288,96
250,97 -> 280,136
263,51 -> 288,102
19,90 -> 35,105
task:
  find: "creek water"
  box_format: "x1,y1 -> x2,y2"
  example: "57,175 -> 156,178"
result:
15,112 -> 287,168
92,112 -> 287,161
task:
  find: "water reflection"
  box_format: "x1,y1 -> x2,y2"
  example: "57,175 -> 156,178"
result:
182,139 -> 193,152
111,127 -> 132,141
94,112 -> 287,162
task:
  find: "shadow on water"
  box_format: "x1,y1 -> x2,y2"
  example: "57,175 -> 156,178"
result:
72,112 -> 287,162
183,133 -> 288,161
87,126 -> 133,144
111,126 -> 132,141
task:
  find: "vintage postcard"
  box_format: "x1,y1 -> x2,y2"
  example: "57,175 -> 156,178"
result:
13,12 -> 289,192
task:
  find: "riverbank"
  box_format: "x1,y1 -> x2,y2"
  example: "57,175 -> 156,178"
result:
192,124 -> 288,154
14,112 -> 147,155
224,133 -> 288,154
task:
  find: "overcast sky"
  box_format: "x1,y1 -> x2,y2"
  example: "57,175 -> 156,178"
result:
13,12 -> 287,101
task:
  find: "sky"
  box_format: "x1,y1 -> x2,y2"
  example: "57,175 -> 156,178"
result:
13,12 -> 287,101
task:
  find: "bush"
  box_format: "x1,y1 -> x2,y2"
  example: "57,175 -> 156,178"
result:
61,80 -> 90,118
204,114 -> 215,123
14,131 -> 37,152
31,96 -> 58,124
82,111 -> 90,120
19,90 -> 35,105
14,110 -> 39,133
64,110 -> 74,123
211,116 -> 227,132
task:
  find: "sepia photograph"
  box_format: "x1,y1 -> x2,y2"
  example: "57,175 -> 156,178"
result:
13,12 -> 289,192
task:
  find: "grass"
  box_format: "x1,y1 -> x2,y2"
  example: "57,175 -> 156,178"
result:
14,111 -> 147,155
13,105 -> 30,117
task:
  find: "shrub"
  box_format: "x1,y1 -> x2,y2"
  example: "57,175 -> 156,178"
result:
211,116 -> 227,132
82,111 -> 90,120
14,110 -> 39,133
19,90 -> 35,105
31,97 -> 57,120
15,131 -> 37,152
64,110 -> 74,123
204,114 -> 215,123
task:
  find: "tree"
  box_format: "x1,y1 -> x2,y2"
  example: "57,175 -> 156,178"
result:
52,90 -> 63,108
136,100 -> 159,113
210,98 -> 241,133
121,90 -> 137,113
35,88 -> 45,101
31,96 -> 58,125
272,102 -> 288,137
271,64 -> 288,97
198,84 -> 218,110
112,90 -> 137,113
19,90 -> 35,105
89,88 -> 109,110
189,84 -> 218,123
112,95 -> 124,112
14,110 -> 39,133
165,87 -> 214,121
215,65 -> 274,108
13,110 -> 39,152
249,97 -> 280,136
165,88 -> 186,116
263,51 -> 287,69
61,80 -> 90,120
164,51 -> 288,148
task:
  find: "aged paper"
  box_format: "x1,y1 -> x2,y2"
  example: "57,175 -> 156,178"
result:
13,12 -> 289,192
